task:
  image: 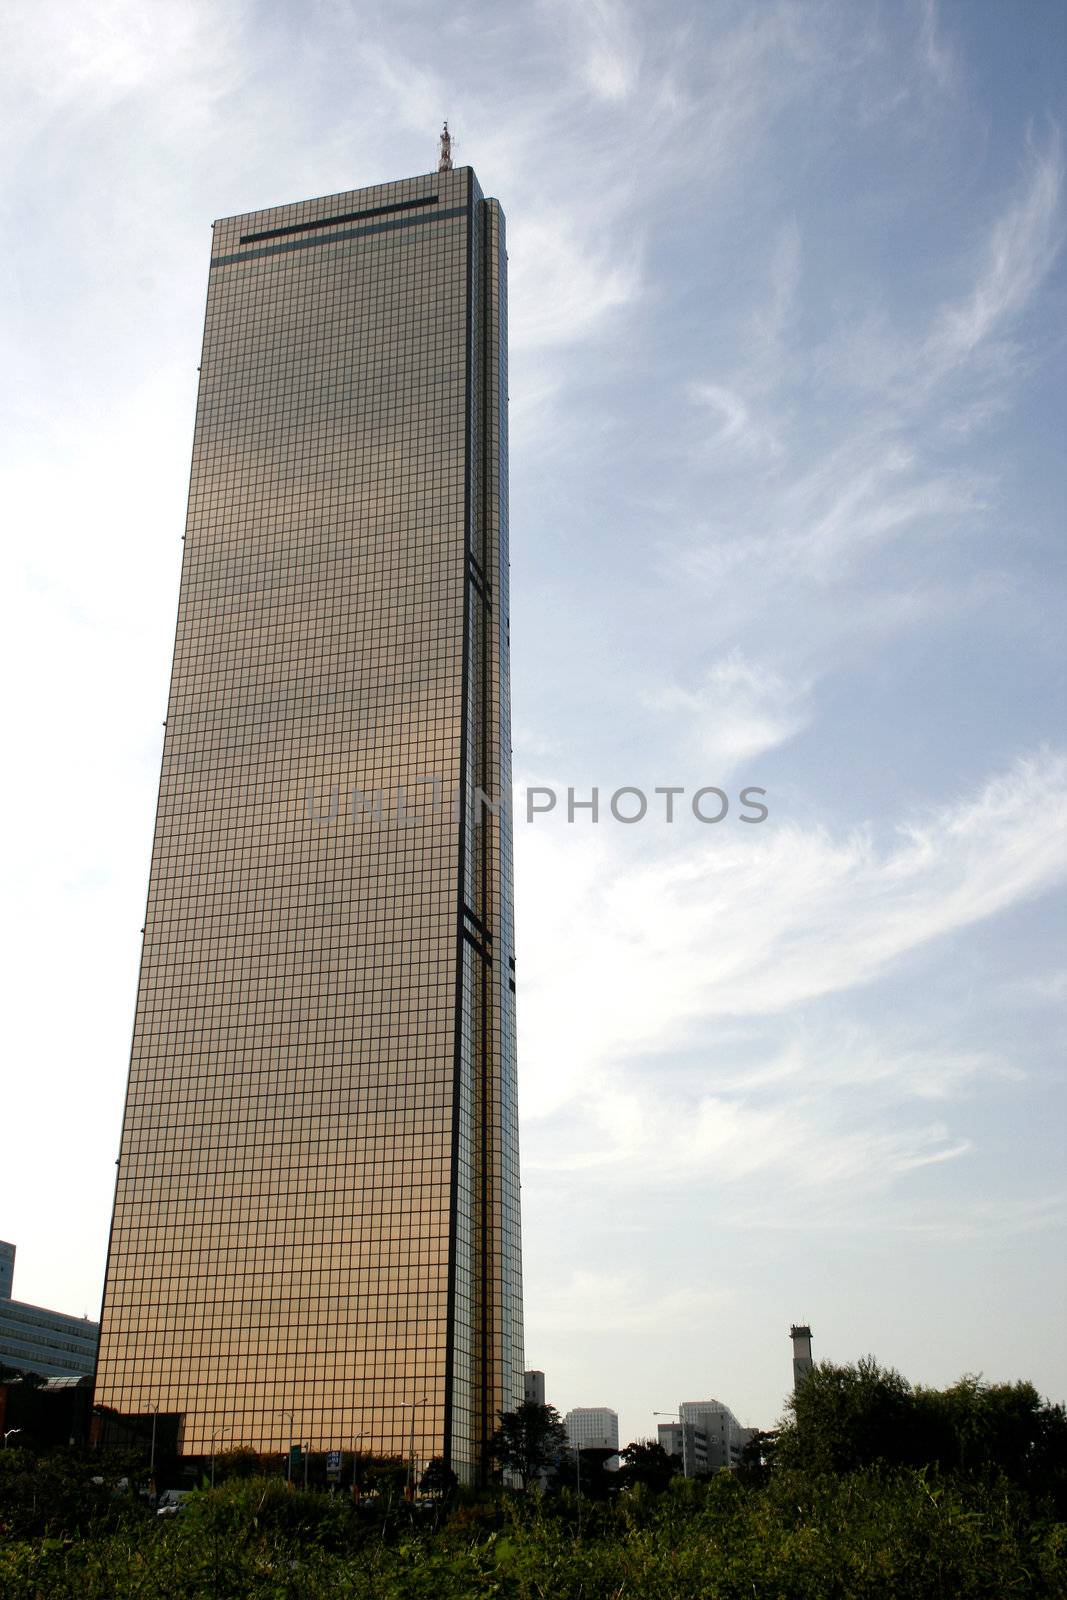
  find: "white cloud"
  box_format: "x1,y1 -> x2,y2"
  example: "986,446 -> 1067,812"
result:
662,120 -> 1063,688
922,124 -> 1064,381
515,750 -> 1067,1119
643,652 -> 812,775
918,0 -> 957,93
508,212 -> 641,351
527,1268 -> 736,1335
574,0 -> 641,103
688,381 -> 783,460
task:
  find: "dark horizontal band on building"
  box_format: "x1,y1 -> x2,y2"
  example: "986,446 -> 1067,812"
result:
239,194 -> 439,244
211,206 -> 467,269
461,925 -> 493,964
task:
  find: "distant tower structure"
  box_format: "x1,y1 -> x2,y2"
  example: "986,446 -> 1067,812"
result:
790,1324 -> 814,1390
438,121 -> 453,172
524,1370 -> 546,1406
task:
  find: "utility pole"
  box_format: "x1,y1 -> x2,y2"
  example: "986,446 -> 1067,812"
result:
407,1394 -> 427,1501
279,1410 -> 295,1483
351,1430 -> 366,1499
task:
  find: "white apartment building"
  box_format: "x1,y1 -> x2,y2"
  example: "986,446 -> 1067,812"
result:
565,1406 -> 620,1467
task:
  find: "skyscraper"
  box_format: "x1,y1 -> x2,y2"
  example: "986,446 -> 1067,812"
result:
94,138 -> 523,1482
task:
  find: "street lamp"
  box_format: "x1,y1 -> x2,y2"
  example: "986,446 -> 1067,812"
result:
407,1394 -> 428,1500
148,1402 -> 159,1478
2,1429 -> 22,1448
278,1410 -> 296,1483
350,1430 -> 368,1498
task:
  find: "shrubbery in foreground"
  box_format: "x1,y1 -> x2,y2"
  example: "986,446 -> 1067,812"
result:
1,1467 -> 1064,1598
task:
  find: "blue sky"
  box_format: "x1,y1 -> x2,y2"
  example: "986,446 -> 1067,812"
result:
1,0 -> 1064,1445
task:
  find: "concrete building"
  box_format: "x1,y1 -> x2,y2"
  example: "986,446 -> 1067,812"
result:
791,1324 -> 814,1390
524,1370 -> 545,1406
658,1400 -> 756,1477
0,1241 -> 13,1300
0,1242 -> 98,1378
94,133 -> 523,1482
565,1406 -> 620,1466
657,1420 -> 683,1458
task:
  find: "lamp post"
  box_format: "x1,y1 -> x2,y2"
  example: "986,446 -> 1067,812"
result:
278,1410 -> 295,1483
407,1394 -> 428,1501
148,1402 -> 159,1478
2,1429 -> 22,1448
350,1430 -> 367,1499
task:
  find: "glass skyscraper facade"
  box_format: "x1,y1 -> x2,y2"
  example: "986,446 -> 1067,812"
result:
94,160 -> 523,1482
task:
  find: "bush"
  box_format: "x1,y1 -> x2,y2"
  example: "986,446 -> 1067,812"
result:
0,1460 -> 1063,1597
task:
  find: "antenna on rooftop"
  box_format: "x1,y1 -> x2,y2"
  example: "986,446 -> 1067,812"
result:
438,121 -> 453,173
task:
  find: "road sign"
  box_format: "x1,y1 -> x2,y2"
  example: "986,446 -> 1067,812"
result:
326,1449 -> 342,1481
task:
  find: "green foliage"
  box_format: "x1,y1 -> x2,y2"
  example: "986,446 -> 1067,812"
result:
777,1357 -> 1067,1509
357,1453 -> 408,1497
419,1456 -> 458,1498
3,1360 -> 1067,1600
0,1464 -> 1064,1597
177,1476 -> 355,1547
776,1354 -> 915,1472
211,1446 -> 266,1482
617,1438 -> 681,1493
0,1446 -> 148,1540
489,1401 -> 567,1489
1,1365 -> 46,1387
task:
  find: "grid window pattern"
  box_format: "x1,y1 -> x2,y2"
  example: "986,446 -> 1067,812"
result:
94,165 -> 523,1480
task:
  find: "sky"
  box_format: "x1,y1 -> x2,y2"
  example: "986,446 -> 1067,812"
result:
1,0 -> 1064,1450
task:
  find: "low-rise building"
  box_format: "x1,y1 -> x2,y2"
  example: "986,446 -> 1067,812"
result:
0,1242 -> 98,1378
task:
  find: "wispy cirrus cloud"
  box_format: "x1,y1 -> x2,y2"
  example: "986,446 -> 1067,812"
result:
688,381 -> 784,461
653,117 -> 1064,736
918,0 -> 958,94
642,652 -> 812,775
516,749 -> 1067,1119
921,122 -> 1064,384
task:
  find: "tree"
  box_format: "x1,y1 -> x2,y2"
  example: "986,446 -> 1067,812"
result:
774,1357 -> 1067,1504
211,1448 -> 261,1482
489,1402 -> 567,1489
774,1356 -> 913,1473
736,1429 -> 777,1484
357,1454 -> 408,1498
914,1375 -> 1067,1493
419,1456 -> 458,1499
545,1445 -> 618,1499
617,1440 -> 680,1493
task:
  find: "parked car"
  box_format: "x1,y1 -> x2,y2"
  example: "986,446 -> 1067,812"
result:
156,1489 -> 191,1517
